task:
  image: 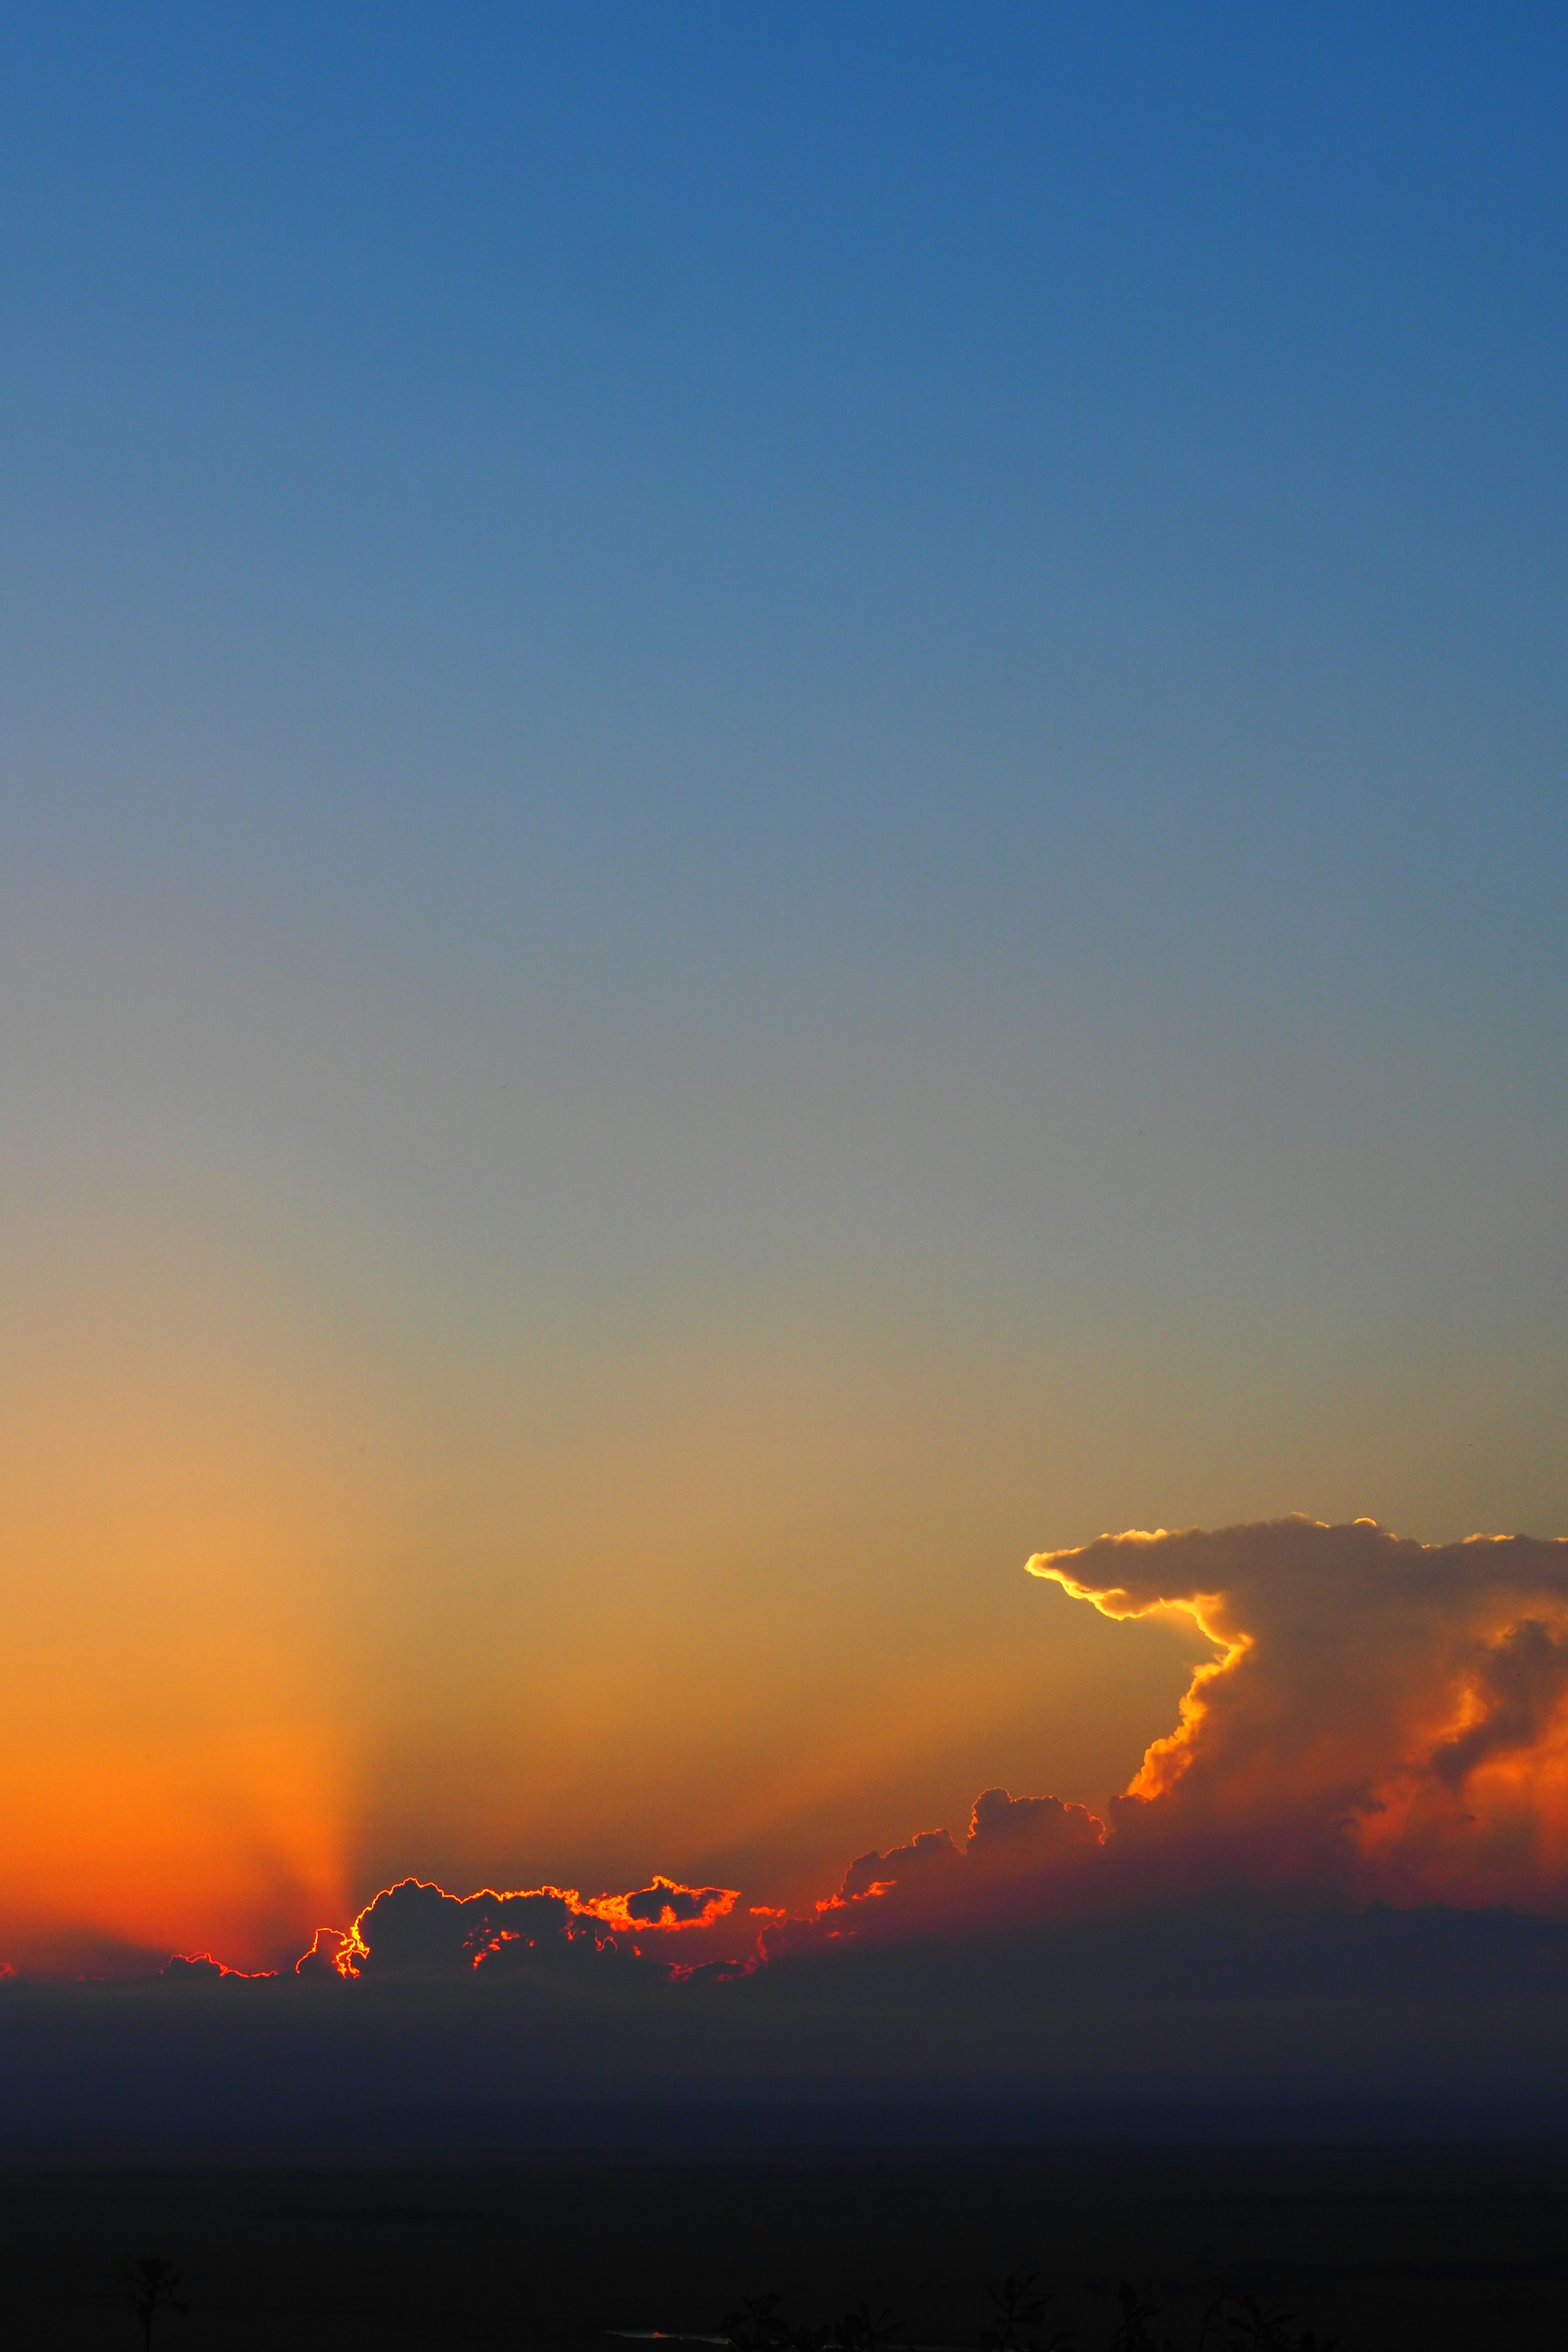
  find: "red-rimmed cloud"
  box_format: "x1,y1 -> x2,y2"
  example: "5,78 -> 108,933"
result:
293,1875 -> 740,1979
577,1877 -> 739,1933
163,1951 -> 278,1980
762,1788 -> 1107,1956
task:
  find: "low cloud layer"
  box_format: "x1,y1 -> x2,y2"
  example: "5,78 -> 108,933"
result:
11,1519 -> 1568,2147
165,1876 -> 742,1987
23,1519 -> 1568,1991
308,1875 -> 739,1978
9,1889 -> 1568,2154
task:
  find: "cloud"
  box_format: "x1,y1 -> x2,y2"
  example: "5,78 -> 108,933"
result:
27,1517 -> 1568,1998
292,1875 -> 742,1980
578,1878 -> 739,1933
163,1951 -> 276,1981
1029,1515 -> 1568,1909
294,1926 -> 357,1979
15,1518 -> 1568,2149
1426,1616 -> 1568,1788
766,1517 -> 1568,1952
797,1789 -> 1106,1947
8,1894 -> 1568,2154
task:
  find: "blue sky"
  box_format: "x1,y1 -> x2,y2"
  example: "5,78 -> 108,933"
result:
2,2 -> 1567,1953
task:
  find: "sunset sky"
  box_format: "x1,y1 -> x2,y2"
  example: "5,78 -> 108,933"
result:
4,3 -> 1568,1988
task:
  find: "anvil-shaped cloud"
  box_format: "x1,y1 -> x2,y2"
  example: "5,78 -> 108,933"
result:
808,1516 -> 1568,1943
1040,1516 -> 1568,1905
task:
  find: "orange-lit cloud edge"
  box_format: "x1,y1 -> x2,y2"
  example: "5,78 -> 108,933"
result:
40,1516 -> 1568,1983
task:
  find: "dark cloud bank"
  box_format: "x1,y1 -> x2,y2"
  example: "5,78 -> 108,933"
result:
9,1519 -> 1568,2152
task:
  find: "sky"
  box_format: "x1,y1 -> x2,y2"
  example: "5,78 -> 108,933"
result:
3,2 -> 1568,1991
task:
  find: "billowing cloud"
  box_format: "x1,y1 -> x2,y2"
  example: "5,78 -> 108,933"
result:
774,1788 -> 1107,1949
291,1875 -> 742,1980
1028,1516 -> 1568,1910
758,1517 -> 1568,1952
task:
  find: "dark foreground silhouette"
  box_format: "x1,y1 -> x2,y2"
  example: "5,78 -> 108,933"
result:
720,2276 -> 1336,2352
0,2149 -> 1562,2351
125,2258 -> 186,2352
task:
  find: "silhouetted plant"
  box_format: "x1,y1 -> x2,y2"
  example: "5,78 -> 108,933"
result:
979,2272 -> 1072,2352
721,2293 -> 902,2352
1205,2292 -> 1337,2352
724,2274 -> 1341,2352
832,2299 -> 904,2352
1107,2282 -> 1176,2352
126,2258 -> 186,2352
722,2294 -> 831,2352
723,2293 -> 796,2352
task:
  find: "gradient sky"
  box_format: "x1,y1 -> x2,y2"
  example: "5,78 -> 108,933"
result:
3,2 -> 1567,1971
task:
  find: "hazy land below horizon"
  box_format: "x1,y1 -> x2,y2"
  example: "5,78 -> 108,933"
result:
4,2145 -> 1568,2352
